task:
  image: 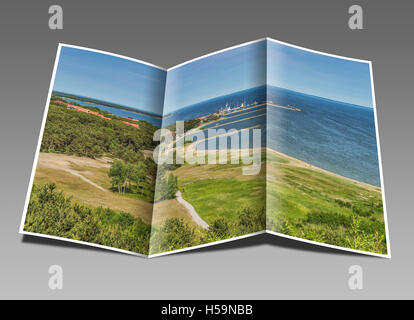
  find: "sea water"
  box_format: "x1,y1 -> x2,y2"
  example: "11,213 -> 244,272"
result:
164,86 -> 381,187
64,98 -> 162,127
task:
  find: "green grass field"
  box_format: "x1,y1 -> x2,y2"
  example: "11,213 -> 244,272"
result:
28,100 -> 388,255
169,148 -> 387,255
173,152 -> 266,224
33,152 -> 154,223
24,183 -> 152,254
266,149 -> 387,254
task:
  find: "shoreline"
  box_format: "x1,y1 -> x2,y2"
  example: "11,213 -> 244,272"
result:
164,110 -> 381,192
266,147 -> 381,192
180,137 -> 381,191
53,91 -> 163,119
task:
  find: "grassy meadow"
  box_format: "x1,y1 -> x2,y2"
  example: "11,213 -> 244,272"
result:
150,147 -> 387,256
24,98 -> 159,254
33,153 -> 154,223
266,149 -> 387,254
149,150 -> 267,255
174,161 -> 266,224
25,183 -> 152,254
25,98 -> 387,256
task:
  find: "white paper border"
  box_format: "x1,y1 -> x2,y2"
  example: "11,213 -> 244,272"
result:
19,43 -> 167,257
148,231 -> 266,258
19,40 -> 390,259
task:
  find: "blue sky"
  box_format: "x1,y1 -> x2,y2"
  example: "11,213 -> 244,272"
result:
54,42 -> 374,117
164,40 -> 266,114
267,40 -> 373,108
164,39 -> 373,114
53,46 -> 166,115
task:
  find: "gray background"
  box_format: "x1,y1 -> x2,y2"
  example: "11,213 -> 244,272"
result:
0,0 -> 412,299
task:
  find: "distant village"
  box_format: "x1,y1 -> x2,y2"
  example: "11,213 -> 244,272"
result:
197,101 -> 259,124
54,99 -> 140,128
217,101 -> 258,115
194,99 -> 301,128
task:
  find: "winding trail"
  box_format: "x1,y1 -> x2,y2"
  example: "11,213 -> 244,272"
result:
175,191 -> 209,229
62,168 -> 108,192
37,154 -> 109,192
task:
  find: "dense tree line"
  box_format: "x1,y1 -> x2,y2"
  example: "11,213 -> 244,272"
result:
165,118 -> 201,132
41,103 -> 159,199
154,165 -> 179,202
155,173 -> 179,201
149,207 -> 265,254
266,201 -> 387,254
108,159 -> 152,197
24,184 -> 151,254
52,92 -> 161,119
41,103 -> 158,160
32,102 -> 269,254
25,183 -> 266,255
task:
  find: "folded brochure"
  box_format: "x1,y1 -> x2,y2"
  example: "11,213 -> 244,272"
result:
20,38 -> 390,258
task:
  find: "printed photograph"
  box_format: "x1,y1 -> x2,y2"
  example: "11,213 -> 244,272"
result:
21,45 -> 166,255
150,40 -> 268,255
265,39 -> 388,255
150,39 -> 388,256
21,39 -> 388,257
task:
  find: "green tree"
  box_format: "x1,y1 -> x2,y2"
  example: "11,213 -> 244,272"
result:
167,173 -> 178,199
131,162 -> 147,195
24,183 -> 151,254
109,160 -> 127,193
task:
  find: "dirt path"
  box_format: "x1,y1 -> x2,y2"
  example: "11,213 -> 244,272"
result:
37,153 -> 109,192
175,191 -> 209,229
35,153 -> 154,223
62,168 -> 108,192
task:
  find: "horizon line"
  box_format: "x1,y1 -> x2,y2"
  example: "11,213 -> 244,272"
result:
52,90 -> 162,117
165,84 -> 373,115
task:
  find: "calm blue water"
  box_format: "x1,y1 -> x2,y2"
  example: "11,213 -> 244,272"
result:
165,85 -> 381,187
266,86 -> 380,187
200,104 -> 266,151
162,86 -> 267,127
65,98 -> 162,127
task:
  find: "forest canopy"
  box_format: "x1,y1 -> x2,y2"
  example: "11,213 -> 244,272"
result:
41,102 -> 159,161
